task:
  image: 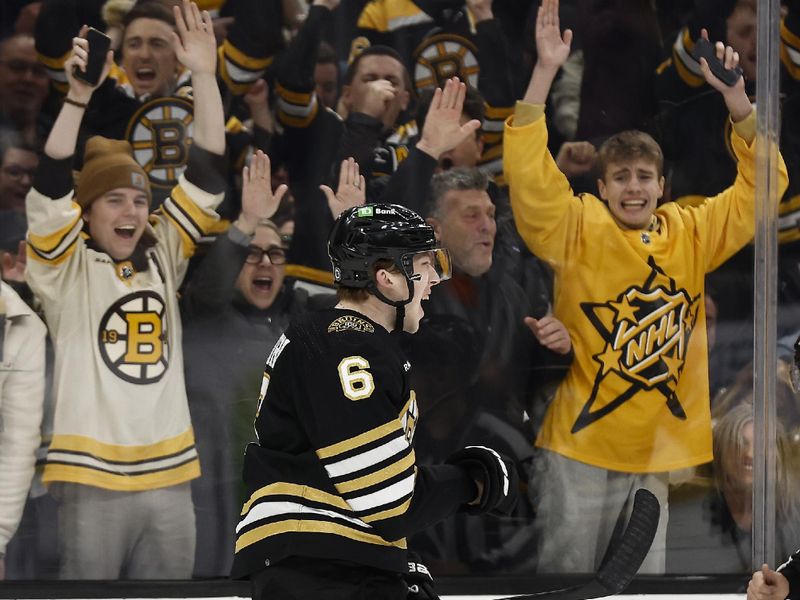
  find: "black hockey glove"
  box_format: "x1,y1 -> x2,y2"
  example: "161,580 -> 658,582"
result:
405,551 -> 439,600
446,445 -> 519,516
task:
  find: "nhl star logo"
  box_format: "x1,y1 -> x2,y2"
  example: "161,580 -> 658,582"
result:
575,256 -> 699,433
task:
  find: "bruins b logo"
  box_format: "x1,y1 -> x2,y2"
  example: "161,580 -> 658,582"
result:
98,291 -> 169,384
125,97 -> 194,189
412,33 -> 479,94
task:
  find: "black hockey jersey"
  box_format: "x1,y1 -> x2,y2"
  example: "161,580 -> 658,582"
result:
231,308 -> 476,577
779,548 -> 800,599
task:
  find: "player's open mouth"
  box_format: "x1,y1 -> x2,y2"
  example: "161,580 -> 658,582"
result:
115,226 -> 136,239
136,68 -> 156,82
253,277 -> 273,292
440,158 -> 454,170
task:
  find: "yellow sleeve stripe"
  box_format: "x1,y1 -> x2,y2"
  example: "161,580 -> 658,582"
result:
656,57 -> 673,75
157,208 -> 196,258
336,452 -> 415,494
317,419 -> 401,459
481,145 -> 504,161
275,83 -> 314,106
26,243 -> 75,266
37,48 -> 71,69
241,481 -> 351,515
235,519 -> 406,553
48,428 -> 197,462
484,105 -> 514,120
27,210 -> 81,254
361,496 -> 412,523
221,39 -> 273,71
781,18 -> 800,52
672,28 -> 705,87
169,185 -> 220,235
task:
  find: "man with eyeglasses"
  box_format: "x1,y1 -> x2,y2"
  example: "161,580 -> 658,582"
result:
0,138 -> 38,214
0,34 -> 50,146
180,150 -> 310,577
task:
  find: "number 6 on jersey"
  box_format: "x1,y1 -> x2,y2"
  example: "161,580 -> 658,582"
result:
338,356 -> 375,400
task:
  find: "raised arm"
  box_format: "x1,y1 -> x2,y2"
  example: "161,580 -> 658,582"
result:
171,0 -> 225,156
522,0 -> 573,106
696,28 -> 752,124
43,26 -> 114,160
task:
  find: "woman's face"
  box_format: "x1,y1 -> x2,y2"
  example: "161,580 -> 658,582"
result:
723,420 -> 754,490
235,225 -> 286,310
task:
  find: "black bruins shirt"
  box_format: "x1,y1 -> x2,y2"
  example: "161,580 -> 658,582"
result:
231,308 -> 476,577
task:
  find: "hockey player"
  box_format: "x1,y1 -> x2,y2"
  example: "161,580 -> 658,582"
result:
25,0 -> 226,579
748,553 -> 800,600
232,203 -> 518,598
504,0 -> 788,576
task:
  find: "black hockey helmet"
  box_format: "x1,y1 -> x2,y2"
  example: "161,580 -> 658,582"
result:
328,203 -> 451,287
328,203 -> 452,329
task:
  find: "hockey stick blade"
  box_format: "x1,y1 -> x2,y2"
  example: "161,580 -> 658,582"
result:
497,488 -> 660,600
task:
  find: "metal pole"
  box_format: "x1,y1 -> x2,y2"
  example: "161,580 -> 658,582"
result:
752,0 -> 782,571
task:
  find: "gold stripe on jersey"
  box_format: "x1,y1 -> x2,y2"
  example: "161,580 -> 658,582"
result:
672,28 -> 705,87
43,429 -> 199,491
26,213 -> 83,266
159,185 -> 219,257
357,0 -> 430,32
241,481 -> 351,515
317,419 -> 400,459
361,496 -> 412,523
275,83 -> 319,128
47,428 -> 196,460
218,40 -> 273,95
336,452 -> 415,494
235,518 -> 406,554
781,19 -> 800,79
42,460 -> 199,492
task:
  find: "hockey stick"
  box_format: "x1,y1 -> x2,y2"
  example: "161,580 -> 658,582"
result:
497,488 -> 661,600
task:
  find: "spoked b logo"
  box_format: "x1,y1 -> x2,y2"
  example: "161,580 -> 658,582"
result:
98,291 -> 169,384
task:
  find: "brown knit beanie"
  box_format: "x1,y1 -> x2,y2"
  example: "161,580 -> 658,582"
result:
76,136 -> 151,209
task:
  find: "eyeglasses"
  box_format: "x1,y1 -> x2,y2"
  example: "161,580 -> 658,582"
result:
0,59 -> 48,79
245,245 -> 287,265
1,165 -> 35,180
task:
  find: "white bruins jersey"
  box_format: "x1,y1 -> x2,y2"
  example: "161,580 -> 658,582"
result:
26,177 -> 222,491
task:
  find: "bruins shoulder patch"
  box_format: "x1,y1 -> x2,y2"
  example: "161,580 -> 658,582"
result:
327,315 -> 375,334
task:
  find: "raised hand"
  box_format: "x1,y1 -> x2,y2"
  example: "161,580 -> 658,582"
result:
352,79 -> 397,120
321,158 -> 366,219
697,28 -> 752,123
524,314 -> 572,355
536,0 -> 572,72
64,25 -> 114,104
555,141 -> 596,177
0,241 -> 28,283
236,150 -> 288,235
416,77 -> 481,160
172,0 -> 217,76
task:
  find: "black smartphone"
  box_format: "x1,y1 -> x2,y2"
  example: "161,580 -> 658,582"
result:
691,37 -> 743,87
73,27 -> 112,86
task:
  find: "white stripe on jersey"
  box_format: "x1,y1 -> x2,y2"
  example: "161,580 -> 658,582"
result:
346,473 -> 414,512
324,436 -> 408,478
46,446 -> 198,475
236,500 -> 369,534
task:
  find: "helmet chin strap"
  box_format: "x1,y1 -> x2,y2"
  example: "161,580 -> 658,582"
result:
370,277 -> 415,333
